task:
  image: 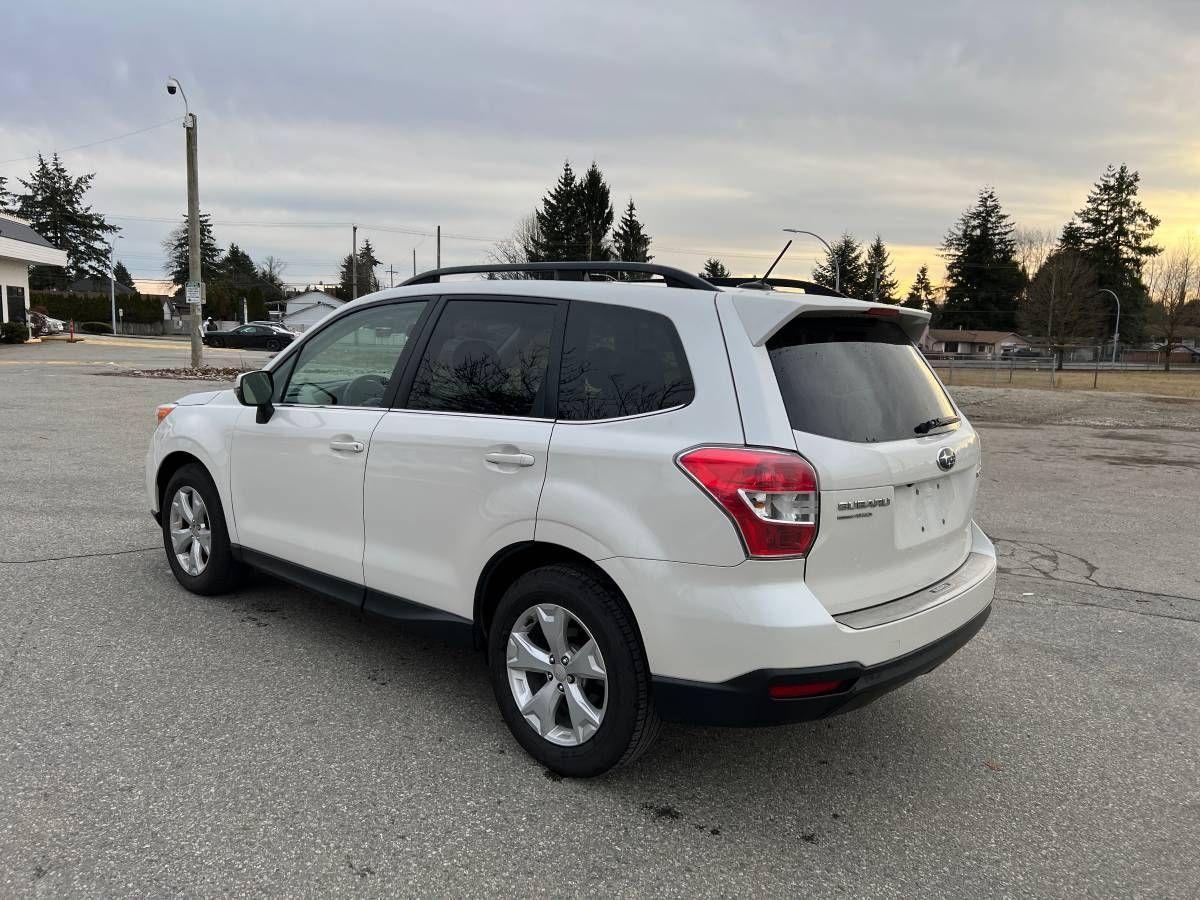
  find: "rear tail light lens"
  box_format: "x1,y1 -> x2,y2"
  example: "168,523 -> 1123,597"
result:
677,447 -> 819,558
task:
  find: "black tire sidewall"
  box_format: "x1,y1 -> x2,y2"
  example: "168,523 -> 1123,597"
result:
266,339 -> 280,351
489,566 -> 647,777
161,463 -> 239,595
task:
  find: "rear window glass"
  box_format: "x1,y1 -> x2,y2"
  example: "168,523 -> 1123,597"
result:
767,316 -> 956,443
558,302 -> 694,420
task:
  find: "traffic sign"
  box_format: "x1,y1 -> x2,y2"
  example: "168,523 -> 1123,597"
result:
185,281 -> 202,305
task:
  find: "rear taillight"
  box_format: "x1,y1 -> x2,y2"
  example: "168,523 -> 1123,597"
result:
677,447 -> 819,558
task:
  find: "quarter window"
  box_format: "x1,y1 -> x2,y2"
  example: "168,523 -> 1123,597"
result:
405,299 -> 556,417
283,300 -> 428,407
557,301 -> 694,420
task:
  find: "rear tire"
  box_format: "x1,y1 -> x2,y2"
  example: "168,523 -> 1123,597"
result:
208,337 -> 223,348
488,564 -> 660,777
161,463 -> 242,595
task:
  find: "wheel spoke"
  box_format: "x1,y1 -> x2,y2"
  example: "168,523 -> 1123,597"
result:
170,527 -> 192,552
195,527 -> 212,554
506,631 -> 552,673
565,638 -> 606,681
177,490 -> 195,524
536,605 -> 568,658
519,679 -> 562,737
564,682 -> 603,743
190,540 -> 204,575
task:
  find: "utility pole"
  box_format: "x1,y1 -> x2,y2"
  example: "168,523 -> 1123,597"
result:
351,224 -> 358,300
412,247 -> 416,276
168,77 -> 202,367
436,225 -> 441,269
387,264 -> 396,288
108,236 -> 120,335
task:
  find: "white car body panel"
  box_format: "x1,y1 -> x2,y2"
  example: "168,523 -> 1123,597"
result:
362,410 -> 553,619
230,405 -> 385,585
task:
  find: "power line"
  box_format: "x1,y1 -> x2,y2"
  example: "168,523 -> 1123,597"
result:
0,117 -> 180,167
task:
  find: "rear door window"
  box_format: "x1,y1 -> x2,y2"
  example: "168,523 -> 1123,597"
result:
557,302 -> 694,420
404,299 -> 557,417
767,316 -> 956,443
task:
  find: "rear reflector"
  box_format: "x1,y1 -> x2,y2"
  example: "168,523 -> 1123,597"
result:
677,447 -> 819,558
768,679 -> 851,699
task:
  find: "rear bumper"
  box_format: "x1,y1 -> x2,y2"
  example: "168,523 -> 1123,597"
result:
652,603 -> 991,726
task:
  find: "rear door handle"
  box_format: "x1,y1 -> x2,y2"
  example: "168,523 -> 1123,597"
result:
330,439 -> 365,453
485,452 -> 535,467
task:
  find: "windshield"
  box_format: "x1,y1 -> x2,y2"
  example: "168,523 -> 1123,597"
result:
767,315 -> 957,443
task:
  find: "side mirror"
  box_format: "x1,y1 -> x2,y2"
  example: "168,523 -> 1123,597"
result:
236,370 -> 275,423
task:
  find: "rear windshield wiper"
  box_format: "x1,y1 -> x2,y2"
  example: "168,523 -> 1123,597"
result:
914,415 -> 960,434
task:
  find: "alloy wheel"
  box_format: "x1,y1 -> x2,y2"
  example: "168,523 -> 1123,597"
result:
168,486 -> 212,576
506,603 -> 608,746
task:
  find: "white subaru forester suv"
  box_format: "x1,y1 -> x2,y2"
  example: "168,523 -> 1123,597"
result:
147,262 -> 996,777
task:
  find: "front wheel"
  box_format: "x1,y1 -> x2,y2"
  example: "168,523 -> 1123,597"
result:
488,564 -> 660,777
161,463 -> 242,595
265,339 -> 281,351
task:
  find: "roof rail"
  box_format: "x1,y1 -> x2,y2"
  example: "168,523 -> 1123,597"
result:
704,276 -> 846,298
401,261 -> 718,291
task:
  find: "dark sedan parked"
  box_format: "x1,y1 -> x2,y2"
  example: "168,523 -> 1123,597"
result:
202,324 -> 295,351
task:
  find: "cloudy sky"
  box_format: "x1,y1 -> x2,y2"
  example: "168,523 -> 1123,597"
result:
3,0 -> 1197,292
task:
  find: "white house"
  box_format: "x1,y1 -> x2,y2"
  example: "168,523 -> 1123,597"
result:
922,329 -> 1032,356
0,214 -> 68,332
281,291 -> 344,332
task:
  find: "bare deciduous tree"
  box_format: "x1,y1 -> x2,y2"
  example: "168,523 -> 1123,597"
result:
1146,240 -> 1200,371
1018,249 -> 1103,363
1013,227 -> 1057,280
487,213 -> 541,279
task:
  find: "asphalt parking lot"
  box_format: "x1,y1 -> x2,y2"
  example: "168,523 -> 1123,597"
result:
2,337 -> 1198,897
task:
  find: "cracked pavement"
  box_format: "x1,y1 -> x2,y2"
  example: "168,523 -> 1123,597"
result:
1,339 -> 1198,897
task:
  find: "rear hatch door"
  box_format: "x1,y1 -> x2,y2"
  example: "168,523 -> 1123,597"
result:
766,313 -> 980,614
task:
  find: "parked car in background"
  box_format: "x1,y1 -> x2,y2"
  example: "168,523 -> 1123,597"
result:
148,262 -> 995,777
202,323 -> 295,351
1000,346 -> 1051,359
29,311 -> 65,336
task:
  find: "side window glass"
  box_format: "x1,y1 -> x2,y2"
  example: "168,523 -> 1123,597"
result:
406,299 -> 556,417
558,302 -> 694,420
283,300 -> 428,407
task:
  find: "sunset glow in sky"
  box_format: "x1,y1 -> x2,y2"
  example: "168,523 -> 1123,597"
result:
2,1 -> 1197,293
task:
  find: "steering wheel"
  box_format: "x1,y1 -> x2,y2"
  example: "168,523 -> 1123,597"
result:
342,373 -> 390,407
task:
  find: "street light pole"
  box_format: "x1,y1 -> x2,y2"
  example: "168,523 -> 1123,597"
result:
168,76 -> 202,367
108,236 -> 121,335
1099,288 -> 1120,365
783,228 -> 839,293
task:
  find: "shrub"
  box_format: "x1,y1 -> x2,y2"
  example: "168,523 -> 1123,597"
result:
31,291 -> 165,325
1,322 -> 30,343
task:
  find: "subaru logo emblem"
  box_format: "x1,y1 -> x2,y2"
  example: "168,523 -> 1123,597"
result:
937,447 -> 957,471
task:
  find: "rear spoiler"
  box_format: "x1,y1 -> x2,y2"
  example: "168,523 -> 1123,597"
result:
729,292 -> 931,346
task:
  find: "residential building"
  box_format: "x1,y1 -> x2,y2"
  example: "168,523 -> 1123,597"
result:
922,329 -> 1032,356
281,290 -> 344,332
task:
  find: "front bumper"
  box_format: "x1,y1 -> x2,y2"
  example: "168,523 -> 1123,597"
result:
652,602 -> 991,726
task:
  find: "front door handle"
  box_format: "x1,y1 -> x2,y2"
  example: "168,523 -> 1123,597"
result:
330,439 -> 365,453
485,451 -> 535,467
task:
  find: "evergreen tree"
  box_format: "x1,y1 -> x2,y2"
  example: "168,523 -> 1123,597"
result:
863,235 -> 899,303
0,175 -> 16,214
903,264 -> 937,310
1067,163 -> 1161,343
162,212 -> 222,286
113,260 -> 135,290
16,153 -> 117,286
577,163 -> 614,261
701,258 -> 730,280
336,237 -> 381,299
812,233 -> 867,297
221,243 -> 259,288
531,161 -> 583,262
938,187 -> 1025,329
611,199 -> 652,271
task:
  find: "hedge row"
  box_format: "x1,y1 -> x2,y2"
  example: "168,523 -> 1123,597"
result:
32,291 -> 164,325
